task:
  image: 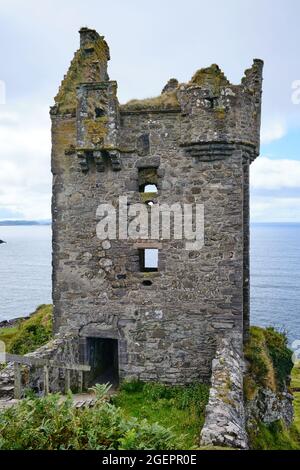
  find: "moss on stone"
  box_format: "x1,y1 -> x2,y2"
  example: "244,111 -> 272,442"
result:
140,192 -> 158,203
214,106 -> 226,119
84,116 -> 108,145
190,64 -> 229,94
54,37 -> 109,114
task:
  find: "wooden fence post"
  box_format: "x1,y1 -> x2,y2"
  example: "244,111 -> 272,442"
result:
78,371 -> 83,393
65,369 -> 71,393
43,365 -> 49,395
14,363 -> 22,400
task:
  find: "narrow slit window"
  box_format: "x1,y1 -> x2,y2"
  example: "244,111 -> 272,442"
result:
139,248 -> 158,272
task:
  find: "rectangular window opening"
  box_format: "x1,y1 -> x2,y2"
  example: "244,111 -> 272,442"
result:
139,248 -> 158,272
138,167 -> 158,193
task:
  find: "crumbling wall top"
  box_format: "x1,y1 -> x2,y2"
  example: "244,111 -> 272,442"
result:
52,29 -> 110,116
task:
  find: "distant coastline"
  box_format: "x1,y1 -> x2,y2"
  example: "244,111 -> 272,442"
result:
1,220 -> 299,227
0,220 -> 51,226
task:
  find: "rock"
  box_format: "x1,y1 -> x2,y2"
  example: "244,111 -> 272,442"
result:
102,240 -> 111,250
246,388 -> 294,430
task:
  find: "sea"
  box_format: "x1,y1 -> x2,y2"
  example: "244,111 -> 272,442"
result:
0,223 -> 299,345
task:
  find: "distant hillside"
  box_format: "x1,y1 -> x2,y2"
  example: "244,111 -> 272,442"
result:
0,220 -> 51,226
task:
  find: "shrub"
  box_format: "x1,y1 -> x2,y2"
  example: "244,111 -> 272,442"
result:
264,327 -> 293,390
0,384 -> 181,450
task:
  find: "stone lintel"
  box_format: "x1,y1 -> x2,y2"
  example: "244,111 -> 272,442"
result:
133,241 -> 163,249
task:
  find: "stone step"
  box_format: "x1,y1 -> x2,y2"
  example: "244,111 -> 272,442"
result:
0,385 -> 14,398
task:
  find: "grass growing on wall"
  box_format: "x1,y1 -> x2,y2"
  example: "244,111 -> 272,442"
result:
112,380 -> 210,449
0,304 -> 53,355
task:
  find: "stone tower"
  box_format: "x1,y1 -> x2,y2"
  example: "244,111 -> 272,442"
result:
51,28 -> 263,385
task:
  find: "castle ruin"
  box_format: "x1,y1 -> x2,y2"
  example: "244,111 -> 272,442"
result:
51,28 -> 263,386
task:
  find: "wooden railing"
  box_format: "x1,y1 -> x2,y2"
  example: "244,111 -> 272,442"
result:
3,353 -> 91,399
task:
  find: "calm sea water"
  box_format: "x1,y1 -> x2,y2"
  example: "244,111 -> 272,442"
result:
0,226 -> 52,321
0,224 -> 299,343
251,223 -> 300,344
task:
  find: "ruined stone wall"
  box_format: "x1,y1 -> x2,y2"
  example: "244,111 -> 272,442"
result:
0,334 -> 78,398
51,28 -> 263,385
200,336 -> 248,449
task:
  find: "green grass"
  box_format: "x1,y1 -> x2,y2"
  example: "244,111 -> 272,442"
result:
0,326 -> 19,347
244,326 -> 293,401
112,381 -> 209,449
0,304 -> 53,354
122,91 -> 180,111
0,384 -> 183,450
249,420 -> 300,450
291,362 -> 300,434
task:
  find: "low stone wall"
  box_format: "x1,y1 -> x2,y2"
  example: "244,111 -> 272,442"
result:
200,337 -> 248,449
0,333 -> 79,398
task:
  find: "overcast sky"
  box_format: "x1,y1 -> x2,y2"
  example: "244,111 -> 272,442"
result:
0,0 -> 300,221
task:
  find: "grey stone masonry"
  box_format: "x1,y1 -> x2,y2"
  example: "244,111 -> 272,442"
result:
200,336 -> 249,449
50,28 -> 263,384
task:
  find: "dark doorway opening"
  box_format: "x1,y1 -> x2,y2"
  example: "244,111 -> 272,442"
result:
87,338 -> 119,387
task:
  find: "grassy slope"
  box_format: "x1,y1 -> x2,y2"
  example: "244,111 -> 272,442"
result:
245,326 -> 300,449
291,361 -> 300,434
0,304 -> 52,354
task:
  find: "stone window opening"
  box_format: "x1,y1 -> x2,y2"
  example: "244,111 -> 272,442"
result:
95,107 -> 105,118
144,183 -> 158,193
138,168 -> 159,206
138,168 -> 158,193
139,248 -> 158,272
